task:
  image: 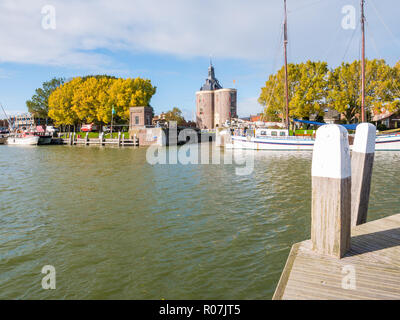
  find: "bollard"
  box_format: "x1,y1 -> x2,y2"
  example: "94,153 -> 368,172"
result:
118,131 -> 121,145
311,125 -> 351,258
351,123 -> 376,227
99,132 -> 104,145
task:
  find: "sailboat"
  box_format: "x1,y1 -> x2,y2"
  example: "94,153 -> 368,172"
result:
223,0 -> 400,151
6,132 -> 40,145
225,0 -> 315,151
0,104 -> 39,145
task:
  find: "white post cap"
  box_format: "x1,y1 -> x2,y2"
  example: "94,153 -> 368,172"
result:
312,125 -> 351,179
352,123 -> 376,154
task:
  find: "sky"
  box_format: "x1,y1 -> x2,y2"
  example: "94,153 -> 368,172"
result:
0,0 -> 399,120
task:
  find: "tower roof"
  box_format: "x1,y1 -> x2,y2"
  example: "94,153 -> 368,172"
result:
200,62 -> 223,91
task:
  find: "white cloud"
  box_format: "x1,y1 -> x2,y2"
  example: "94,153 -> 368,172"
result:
0,0 -> 398,69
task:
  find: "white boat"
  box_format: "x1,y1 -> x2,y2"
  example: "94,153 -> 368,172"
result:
223,127 -> 400,151
375,133 -> 400,151
225,129 -> 315,151
222,1 -> 400,152
7,133 -> 39,145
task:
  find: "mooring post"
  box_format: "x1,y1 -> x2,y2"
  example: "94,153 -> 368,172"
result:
351,123 -> 376,227
85,132 -> 89,145
121,132 -> 125,146
311,125 -> 351,258
134,134 -> 137,146
118,131 -> 121,146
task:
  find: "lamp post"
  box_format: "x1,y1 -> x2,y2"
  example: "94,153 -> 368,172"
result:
111,105 -> 115,137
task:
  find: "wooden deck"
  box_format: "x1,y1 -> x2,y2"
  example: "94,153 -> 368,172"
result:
273,214 -> 400,300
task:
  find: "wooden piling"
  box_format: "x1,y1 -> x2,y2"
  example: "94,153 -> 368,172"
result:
351,123 -> 376,227
311,125 -> 351,259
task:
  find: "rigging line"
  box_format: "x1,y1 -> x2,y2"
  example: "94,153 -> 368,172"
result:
294,23 -> 343,107
288,0 -> 325,14
369,0 -> 400,50
366,20 -> 400,100
264,40 -> 283,111
342,24 -> 358,62
263,18 -> 285,110
366,20 -> 381,60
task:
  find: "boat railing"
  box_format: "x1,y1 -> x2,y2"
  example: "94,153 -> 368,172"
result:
232,134 -> 314,141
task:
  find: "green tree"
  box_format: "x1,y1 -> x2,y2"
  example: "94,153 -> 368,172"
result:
48,76 -> 157,126
164,107 -> 186,125
26,77 -> 65,118
259,61 -> 329,121
328,59 -> 399,123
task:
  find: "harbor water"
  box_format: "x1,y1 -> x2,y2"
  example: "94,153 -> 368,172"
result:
0,144 -> 398,299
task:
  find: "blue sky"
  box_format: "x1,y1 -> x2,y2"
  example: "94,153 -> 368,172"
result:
0,0 -> 399,120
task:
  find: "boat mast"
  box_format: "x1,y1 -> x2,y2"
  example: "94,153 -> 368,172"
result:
283,0 -> 290,129
0,103 -> 12,130
361,0 -> 366,122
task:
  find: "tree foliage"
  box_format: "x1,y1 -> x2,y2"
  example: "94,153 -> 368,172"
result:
259,59 -> 400,123
48,76 -> 156,126
328,59 -> 399,122
26,77 -> 65,118
163,107 -> 186,125
259,61 -> 328,121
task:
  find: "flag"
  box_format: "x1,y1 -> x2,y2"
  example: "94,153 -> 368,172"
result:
112,107 -> 115,115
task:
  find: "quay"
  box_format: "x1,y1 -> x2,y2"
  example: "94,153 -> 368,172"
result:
51,126 -> 213,147
273,123 -> 400,300
52,132 -> 139,147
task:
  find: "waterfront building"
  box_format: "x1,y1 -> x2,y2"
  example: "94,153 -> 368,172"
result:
129,106 -> 154,129
8,113 -> 48,129
196,63 -> 237,129
310,108 -> 341,124
372,109 -> 400,129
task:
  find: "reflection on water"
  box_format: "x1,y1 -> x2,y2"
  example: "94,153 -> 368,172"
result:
0,145 -> 398,299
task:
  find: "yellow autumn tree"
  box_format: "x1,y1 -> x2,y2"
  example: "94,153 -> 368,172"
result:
108,78 -> 157,121
48,76 -> 156,126
48,77 -> 83,125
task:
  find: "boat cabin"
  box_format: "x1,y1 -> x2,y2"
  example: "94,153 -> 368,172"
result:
256,128 -> 289,138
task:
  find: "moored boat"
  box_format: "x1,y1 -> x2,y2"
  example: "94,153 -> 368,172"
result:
7,132 -> 39,145
226,128 -> 315,151
36,134 -> 52,145
375,133 -> 400,151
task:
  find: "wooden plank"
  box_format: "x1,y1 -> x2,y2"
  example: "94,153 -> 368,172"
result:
311,125 -> 351,258
274,214 -> 400,300
351,123 -> 376,226
272,243 -> 301,300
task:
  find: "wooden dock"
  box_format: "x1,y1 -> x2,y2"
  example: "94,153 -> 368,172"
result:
273,124 -> 400,300
52,132 -> 139,147
273,214 -> 400,300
